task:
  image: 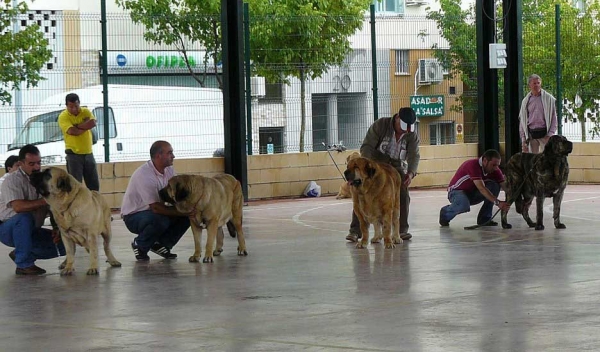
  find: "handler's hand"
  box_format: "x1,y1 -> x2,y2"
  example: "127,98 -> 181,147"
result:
498,201 -> 511,212
403,172 -> 414,187
521,142 -> 529,153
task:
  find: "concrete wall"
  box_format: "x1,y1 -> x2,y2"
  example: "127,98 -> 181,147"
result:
2,142 -> 599,209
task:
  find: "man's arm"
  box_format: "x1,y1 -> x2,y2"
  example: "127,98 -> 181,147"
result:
473,179 -> 510,211
149,202 -> 188,217
11,198 -> 48,213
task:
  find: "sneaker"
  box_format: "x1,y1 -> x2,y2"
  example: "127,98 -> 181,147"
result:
9,250 -> 15,263
150,242 -> 177,259
439,209 -> 450,227
16,265 -> 46,275
131,241 -> 150,261
400,233 -> 412,240
477,220 -> 498,226
345,232 -> 361,242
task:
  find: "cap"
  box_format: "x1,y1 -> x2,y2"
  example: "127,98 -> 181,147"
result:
398,107 -> 416,125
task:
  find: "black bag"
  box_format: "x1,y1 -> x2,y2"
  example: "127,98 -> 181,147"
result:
528,127 -> 547,140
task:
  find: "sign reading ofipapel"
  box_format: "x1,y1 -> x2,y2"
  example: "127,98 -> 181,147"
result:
410,95 -> 445,117
104,51 -> 222,75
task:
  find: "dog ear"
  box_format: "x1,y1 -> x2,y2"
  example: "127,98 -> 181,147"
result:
366,161 -> 376,178
175,183 -> 189,202
57,175 -> 72,193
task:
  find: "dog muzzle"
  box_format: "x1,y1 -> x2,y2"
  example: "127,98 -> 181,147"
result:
348,179 -> 362,187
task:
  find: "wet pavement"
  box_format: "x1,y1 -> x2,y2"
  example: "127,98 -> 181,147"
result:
1,185 -> 600,351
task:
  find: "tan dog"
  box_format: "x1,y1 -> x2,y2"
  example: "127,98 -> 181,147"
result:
336,151 -> 361,199
344,157 -> 402,249
29,167 -> 121,275
159,174 -> 247,263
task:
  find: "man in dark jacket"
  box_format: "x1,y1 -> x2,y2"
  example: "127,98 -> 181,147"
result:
346,107 -> 420,242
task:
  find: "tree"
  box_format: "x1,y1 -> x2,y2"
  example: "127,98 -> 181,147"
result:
115,0 -> 223,88
0,1 -> 53,105
246,0 -> 372,152
428,0 -> 600,142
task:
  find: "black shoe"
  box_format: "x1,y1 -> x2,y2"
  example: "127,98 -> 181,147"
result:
477,220 -> 498,226
131,242 -> 150,261
16,265 -> 46,275
439,209 -> 450,227
150,243 -> 177,259
400,233 -> 412,240
9,250 -> 15,263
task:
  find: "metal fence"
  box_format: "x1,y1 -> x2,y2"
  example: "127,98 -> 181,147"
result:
2,5 -> 599,166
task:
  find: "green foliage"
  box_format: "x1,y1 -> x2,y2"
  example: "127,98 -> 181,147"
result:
0,0 -> 52,105
428,0 -> 600,141
115,0 -> 223,88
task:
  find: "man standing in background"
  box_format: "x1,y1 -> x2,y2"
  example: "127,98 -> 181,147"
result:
58,93 -> 100,191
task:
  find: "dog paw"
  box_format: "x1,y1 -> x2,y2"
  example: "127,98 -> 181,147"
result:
86,268 -> 99,275
189,256 -> 200,263
213,248 -> 224,256
60,268 -> 74,276
555,223 -> 566,229
527,222 -> 536,228
535,224 -> 545,231
355,242 -> 366,249
392,236 -> 403,244
371,238 -> 382,244
501,223 -> 512,229
202,256 -> 214,263
384,243 -> 396,249
106,259 -> 122,267
237,248 -> 248,256
58,259 -> 67,270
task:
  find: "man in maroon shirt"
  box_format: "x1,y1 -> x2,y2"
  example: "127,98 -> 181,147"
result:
439,149 -> 511,227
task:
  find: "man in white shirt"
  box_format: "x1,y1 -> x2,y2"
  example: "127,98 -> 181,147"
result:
0,155 -> 20,194
121,141 -> 190,261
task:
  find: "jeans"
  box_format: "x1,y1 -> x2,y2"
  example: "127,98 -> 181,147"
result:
66,153 -> 99,191
439,181 -> 501,225
123,210 -> 190,250
0,213 -> 66,268
349,173 -> 411,235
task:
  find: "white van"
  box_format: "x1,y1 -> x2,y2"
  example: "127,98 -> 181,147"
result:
0,84 -> 224,168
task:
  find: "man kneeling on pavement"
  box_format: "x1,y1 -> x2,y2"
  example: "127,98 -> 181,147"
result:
346,107 -> 420,242
0,145 -> 65,275
439,149 -> 510,227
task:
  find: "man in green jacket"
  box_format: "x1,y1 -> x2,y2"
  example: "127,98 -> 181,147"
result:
346,107 -> 421,242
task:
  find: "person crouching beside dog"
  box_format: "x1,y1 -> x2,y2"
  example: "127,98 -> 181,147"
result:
519,74 -> 557,154
439,149 -> 511,227
121,141 -> 190,261
0,145 -> 66,275
346,107 -> 420,242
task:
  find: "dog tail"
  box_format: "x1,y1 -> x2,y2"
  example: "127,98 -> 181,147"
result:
226,220 -> 237,238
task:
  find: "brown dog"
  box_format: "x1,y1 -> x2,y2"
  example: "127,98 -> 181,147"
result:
344,157 -> 402,248
501,135 -> 573,230
29,167 -> 121,275
336,152 -> 361,199
159,174 -> 247,263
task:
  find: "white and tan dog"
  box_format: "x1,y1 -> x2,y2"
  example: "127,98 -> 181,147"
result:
29,167 -> 121,275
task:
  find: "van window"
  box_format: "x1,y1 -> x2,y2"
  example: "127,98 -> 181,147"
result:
8,110 -> 63,150
92,107 -> 117,139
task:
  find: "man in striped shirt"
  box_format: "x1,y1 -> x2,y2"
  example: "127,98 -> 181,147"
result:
439,149 -> 510,227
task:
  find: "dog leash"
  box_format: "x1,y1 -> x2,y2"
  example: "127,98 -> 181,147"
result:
322,142 -> 347,181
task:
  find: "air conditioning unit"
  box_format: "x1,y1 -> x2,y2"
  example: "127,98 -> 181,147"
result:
250,76 -> 266,97
419,58 -> 443,84
406,0 -> 428,6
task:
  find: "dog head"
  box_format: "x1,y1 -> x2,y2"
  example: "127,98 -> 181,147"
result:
344,157 -> 376,187
545,135 -> 573,157
159,175 -> 193,207
29,167 -> 73,197
346,151 -> 360,163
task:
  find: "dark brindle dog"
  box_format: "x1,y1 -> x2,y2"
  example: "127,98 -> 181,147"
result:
501,135 -> 573,230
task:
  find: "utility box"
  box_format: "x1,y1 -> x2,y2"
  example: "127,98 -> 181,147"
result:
489,43 -> 507,69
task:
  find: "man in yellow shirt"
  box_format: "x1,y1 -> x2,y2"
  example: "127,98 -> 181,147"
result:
57,93 -> 99,191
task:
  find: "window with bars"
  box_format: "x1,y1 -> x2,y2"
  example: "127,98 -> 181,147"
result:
395,50 -> 409,74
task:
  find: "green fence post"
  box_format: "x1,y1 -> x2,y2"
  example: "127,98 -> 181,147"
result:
370,4 -> 378,121
555,4 -> 562,136
101,0 -> 110,162
244,3 -> 252,155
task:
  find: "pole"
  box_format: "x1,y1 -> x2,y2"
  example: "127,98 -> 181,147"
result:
101,0 -> 110,162
555,4 -> 562,135
244,3 -> 253,155
370,5 -> 378,121
12,0 -> 23,135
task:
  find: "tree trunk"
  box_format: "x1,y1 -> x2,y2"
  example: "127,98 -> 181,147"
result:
299,68 -> 306,152
580,115 -> 586,142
